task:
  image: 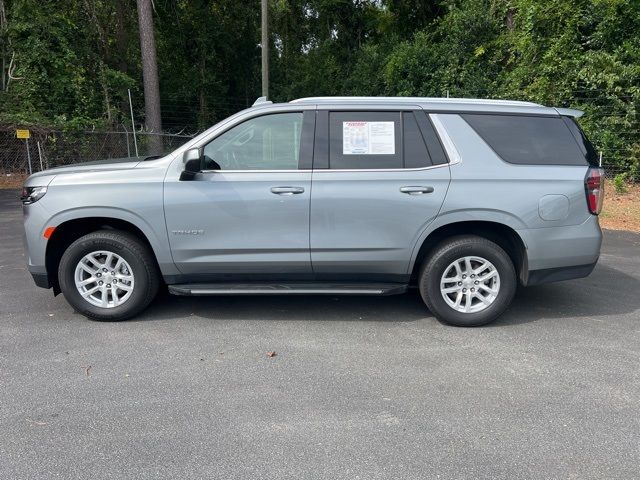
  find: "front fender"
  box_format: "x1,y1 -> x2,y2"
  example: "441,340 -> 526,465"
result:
46,206 -> 176,273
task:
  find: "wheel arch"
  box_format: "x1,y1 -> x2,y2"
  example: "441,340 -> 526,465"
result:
45,216 -> 161,295
409,220 -> 528,285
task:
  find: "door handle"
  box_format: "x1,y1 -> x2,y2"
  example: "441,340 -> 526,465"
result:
400,186 -> 434,195
270,186 -> 305,195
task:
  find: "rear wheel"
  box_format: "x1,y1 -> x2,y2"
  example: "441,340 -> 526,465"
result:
419,235 -> 516,326
58,230 -> 160,321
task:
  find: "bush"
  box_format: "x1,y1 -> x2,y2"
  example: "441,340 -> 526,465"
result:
613,173 -> 629,194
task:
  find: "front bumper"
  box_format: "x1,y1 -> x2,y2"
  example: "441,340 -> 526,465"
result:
30,270 -> 51,289
23,200 -> 51,282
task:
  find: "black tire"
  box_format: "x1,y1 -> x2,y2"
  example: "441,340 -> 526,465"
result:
418,235 -> 516,327
58,230 -> 160,321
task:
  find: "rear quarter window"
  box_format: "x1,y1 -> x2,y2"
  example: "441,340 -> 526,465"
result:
462,114 -> 588,166
562,116 -> 599,167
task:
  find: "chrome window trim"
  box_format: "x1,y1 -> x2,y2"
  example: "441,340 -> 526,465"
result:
310,163 -> 449,173
429,114 -> 461,165
200,163 -> 449,174
200,169 -> 312,174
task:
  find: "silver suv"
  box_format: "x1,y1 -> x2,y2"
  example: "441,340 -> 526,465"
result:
21,97 -> 604,326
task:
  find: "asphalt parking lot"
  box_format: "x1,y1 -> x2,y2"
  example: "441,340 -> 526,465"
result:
1,188 -> 639,479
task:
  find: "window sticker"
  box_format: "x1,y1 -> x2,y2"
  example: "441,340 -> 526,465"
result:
343,121 -> 395,155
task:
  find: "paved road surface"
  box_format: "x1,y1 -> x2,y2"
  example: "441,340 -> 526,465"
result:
1,189 -> 639,479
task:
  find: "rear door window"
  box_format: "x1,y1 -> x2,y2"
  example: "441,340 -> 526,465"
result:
325,111 -> 444,169
462,114 -> 588,166
329,111 -> 402,169
403,111 -> 431,169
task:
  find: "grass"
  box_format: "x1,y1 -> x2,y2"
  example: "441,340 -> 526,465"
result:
2,172 -> 639,232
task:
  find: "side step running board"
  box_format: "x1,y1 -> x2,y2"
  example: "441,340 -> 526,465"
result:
168,283 -> 408,297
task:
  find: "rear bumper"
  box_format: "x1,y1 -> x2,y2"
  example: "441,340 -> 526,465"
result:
518,215 -> 602,286
518,215 -> 602,270
525,261 -> 597,286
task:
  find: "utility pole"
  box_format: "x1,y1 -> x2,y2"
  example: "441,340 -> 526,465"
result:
136,0 -> 163,155
261,0 -> 269,100
128,89 -> 139,157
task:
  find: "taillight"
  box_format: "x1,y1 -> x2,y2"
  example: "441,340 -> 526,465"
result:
585,167 -> 604,215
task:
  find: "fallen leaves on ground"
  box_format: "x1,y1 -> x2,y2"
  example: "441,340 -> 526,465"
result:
26,418 -> 47,426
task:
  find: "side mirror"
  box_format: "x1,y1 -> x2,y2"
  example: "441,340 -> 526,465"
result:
180,148 -> 202,181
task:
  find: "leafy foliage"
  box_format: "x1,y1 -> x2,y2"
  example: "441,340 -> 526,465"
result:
1,0 -> 639,173
613,173 -> 629,193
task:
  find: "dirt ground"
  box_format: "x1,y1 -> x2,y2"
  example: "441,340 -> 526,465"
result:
600,181 -> 640,233
2,173 -> 638,232
0,173 -> 26,189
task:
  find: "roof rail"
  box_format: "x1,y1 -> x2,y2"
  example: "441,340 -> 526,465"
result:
555,107 -> 584,118
290,96 -> 543,107
252,96 -> 272,107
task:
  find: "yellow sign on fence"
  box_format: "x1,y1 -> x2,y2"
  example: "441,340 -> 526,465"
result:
16,129 -> 30,139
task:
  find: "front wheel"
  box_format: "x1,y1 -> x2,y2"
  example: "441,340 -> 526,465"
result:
419,235 -> 517,327
58,230 -> 160,321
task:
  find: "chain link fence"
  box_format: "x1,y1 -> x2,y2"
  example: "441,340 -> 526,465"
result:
0,126 -> 195,174
0,123 -> 633,180
601,165 -> 633,179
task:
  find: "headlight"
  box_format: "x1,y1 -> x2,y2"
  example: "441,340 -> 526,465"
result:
20,186 -> 48,205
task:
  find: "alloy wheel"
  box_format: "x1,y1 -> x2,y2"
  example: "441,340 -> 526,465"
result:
74,250 -> 135,308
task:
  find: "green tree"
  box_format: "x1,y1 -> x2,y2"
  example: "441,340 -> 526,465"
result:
0,0 -> 639,175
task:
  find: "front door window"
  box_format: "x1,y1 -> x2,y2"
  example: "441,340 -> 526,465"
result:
202,113 -> 303,171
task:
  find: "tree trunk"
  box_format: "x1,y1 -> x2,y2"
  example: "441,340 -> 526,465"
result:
115,0 -> 132,116
115,0 -> 130,73
1,0 -> 8,92
136,0 -> 163,155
